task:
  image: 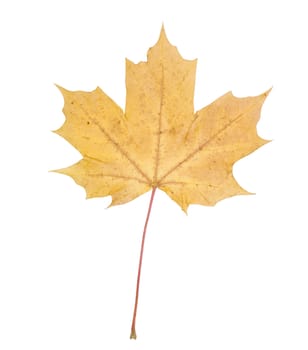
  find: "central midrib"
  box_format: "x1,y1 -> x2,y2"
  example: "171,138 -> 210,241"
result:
152,64 -> 164,185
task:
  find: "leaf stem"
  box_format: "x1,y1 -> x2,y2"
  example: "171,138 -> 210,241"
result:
130,186 -> 157,339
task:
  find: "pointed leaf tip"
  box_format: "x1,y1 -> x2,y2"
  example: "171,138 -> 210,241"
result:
160,23 -> 166,35
158,24 -> 170,44
54,84 -> 68,97
55,83 -> 63,91
263,87 -> 272,98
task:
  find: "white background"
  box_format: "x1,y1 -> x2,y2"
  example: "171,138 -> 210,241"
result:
1,0 -> 307,349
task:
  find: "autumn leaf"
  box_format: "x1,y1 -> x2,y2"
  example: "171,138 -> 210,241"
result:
54,26 -> 270,339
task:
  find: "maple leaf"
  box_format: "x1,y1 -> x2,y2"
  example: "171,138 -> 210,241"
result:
54,26 -> 270,339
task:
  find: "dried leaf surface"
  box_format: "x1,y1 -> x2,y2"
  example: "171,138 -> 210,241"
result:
55,27 -> 269,211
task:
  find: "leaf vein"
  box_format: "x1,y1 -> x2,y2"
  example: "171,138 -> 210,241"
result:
157,110 -> 247,184
70,97 -> 151,184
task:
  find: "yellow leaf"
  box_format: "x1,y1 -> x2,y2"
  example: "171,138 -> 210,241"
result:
54,26 -> 270,212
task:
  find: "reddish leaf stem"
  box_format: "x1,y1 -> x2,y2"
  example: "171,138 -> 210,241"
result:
130,186 -> 157,339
